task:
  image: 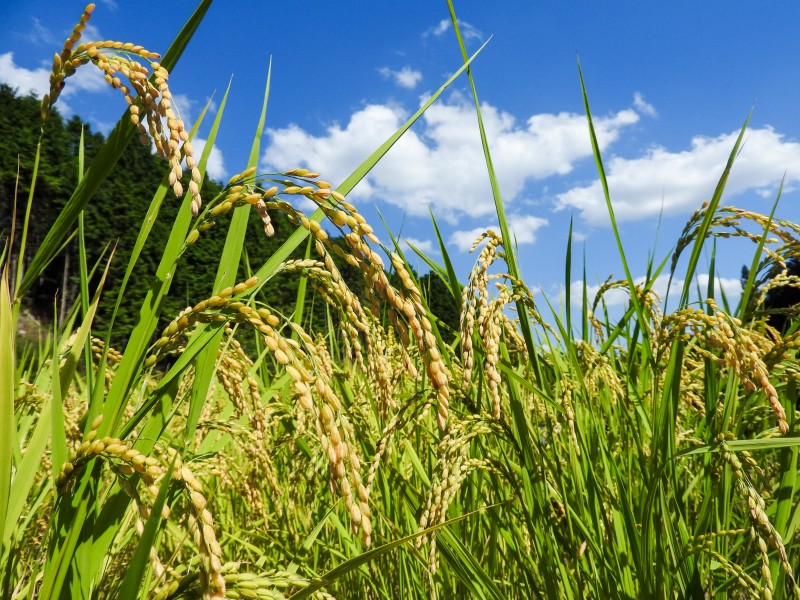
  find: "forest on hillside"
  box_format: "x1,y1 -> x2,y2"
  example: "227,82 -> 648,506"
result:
0,84 -> 460,349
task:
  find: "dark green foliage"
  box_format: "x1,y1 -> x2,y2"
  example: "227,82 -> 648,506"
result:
0,84 -> 294,345
0,85 -> 457,351
740,257 -> 800,333
419,271 -> 460,344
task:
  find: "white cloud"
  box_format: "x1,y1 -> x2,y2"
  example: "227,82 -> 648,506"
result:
449,214 -> 547,252
25,17 -> 55,45
0,52 -> 50,98
378,66 -> 422,90
81,23 -> 102,42
400,236 -> 436,254
171,94 -> 227,180
424,18 -> 482,41
633,92 -> 657,117
450,226 -> 494,252
696,274 -> 742,299
556,127 -> 800,225
508,214 -> 549,245
426,19 -> 451,37
190,138 -> 227,181
0,51 -> 107,113
262,96 -> 638,222
567,273 -> 742,308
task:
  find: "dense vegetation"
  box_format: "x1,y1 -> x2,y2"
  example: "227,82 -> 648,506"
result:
2,3 -> 800,600
0,84 -> 459,348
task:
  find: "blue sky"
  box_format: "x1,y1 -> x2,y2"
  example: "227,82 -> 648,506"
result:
3,0 -> 800,317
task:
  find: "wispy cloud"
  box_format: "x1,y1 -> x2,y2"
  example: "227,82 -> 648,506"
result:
424,18 -> 483,41
425,19 -> 451,37
378,66 -> 422,90
633,92 -> 657,117
555,127 -> 800,225
261,95 -> 637,222
24,17 -> 56,45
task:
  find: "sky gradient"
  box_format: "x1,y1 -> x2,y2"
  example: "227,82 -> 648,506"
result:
2,1 -> 800,318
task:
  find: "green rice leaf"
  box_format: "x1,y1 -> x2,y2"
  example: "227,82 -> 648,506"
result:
0,267 -> 15,547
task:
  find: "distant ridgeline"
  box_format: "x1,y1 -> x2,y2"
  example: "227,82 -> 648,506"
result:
741,257 -> 800,333
0,85 -> 459,349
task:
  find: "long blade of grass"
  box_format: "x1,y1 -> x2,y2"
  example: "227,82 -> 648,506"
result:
577,59 -> 650,361
247,41 -> 487,290
671,113 -> 751,309
0,267 -> 14,548
150,44 -> 488,407
446,2 -> 540,483
737,181 -> 783,322
184,62 -> 271,445
430,208 -> 462,309
59,247 -> 113,404
288,506 -> 504,600
100,80 -> 229,439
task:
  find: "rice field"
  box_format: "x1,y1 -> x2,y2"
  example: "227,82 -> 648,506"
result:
3,3 -> 800,599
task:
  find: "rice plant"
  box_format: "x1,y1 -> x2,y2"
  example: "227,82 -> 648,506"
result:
2,3 -> 800,600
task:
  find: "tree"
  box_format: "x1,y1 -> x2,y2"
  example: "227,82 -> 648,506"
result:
741,257 -> 800,333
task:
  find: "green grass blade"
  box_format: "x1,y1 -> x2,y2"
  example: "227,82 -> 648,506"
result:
672,113 -> 751,309
49,317 -> 68,489
59,248 -> 113,406
577,59 -> 650,358
446,2 -> 543,383
565,216 -> 574,341
430,208 -> 462,309
0,267 -> 14,548
247,41 -> 487,289
737,181 -> 783,322
2,394 -> 52,546
185,61 -> 271,445
13,134 -> 42,304
100,80 -> 229,439
15,0 -> 213,300
288,506 -> 502,600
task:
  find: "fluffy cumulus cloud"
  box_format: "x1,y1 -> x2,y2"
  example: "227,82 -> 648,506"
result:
400,236 -> 436,254
261,96 -> 638,222
566,273 -> 742,308
0,51 -> 107,112
0,52 -> 50,97
449,226 -> 494,252
189,138 -> 227,181
378,66 -> 423,90
556,127 -> 800,225
449,214 -> 548,252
